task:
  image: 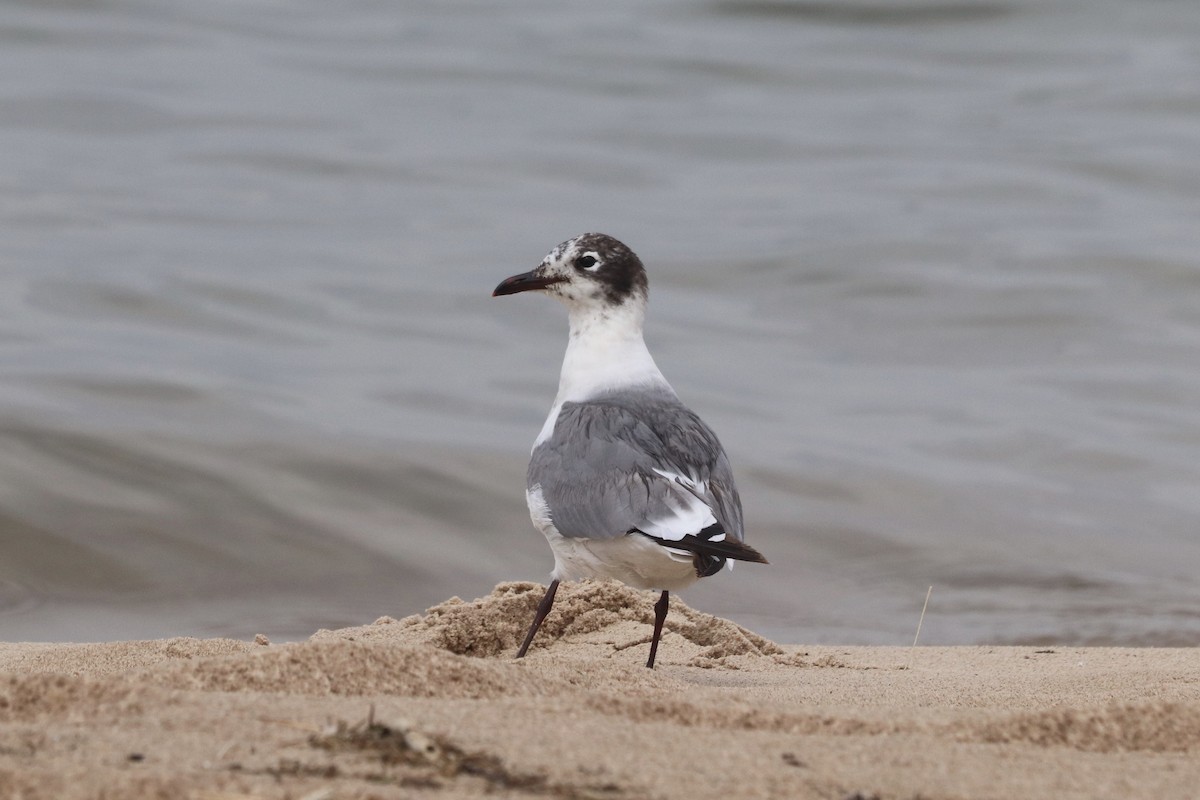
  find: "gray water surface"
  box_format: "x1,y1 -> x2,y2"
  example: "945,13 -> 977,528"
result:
2,0 -> 1199,645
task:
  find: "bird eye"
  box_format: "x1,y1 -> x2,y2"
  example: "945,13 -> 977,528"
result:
576,255 -> 598,270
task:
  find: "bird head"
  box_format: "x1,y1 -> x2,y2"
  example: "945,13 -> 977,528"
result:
493,233 -> 648,311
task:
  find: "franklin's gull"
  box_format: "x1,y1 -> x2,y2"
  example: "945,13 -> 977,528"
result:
493,233 -> 768,668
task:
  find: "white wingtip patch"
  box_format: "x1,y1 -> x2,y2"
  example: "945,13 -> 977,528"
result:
638,468 -> 718,542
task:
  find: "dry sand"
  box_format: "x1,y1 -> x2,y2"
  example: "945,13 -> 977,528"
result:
1,581 -> 1197,799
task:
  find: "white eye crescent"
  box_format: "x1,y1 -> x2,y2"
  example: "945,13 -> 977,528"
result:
577,252 -> 601,271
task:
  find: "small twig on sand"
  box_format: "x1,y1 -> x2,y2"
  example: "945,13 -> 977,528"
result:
906,585 -> 933,670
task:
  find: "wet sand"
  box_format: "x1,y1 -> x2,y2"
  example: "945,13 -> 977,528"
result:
1,581 -> 1197,799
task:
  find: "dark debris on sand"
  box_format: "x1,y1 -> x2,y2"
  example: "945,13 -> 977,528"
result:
308,708 -> 633,799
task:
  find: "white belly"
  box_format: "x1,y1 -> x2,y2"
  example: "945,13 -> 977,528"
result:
526,486 -> 699,592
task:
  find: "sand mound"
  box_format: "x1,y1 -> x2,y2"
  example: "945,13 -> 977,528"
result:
0,637 -> 254,677
141,640 -> 550,699
975,701 -> 1200,753
579,689 -> 898,736
109,581 -> 791,707
0,672 -> 149,721
313,581 -> 782,666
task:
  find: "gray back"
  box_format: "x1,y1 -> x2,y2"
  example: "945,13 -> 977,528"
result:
528,387 -> 744,542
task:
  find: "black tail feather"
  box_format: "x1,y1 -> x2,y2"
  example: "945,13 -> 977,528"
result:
678,524 -> 769,565
630,523 -> 769,578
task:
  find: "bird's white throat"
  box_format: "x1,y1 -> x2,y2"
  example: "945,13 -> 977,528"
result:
558,298 -> 671,403
533,298 -> 672,449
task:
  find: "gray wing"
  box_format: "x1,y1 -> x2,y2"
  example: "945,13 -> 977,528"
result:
527,390 -> 744,542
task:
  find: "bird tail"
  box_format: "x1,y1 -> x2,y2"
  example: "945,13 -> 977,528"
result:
632,523 -> 769,578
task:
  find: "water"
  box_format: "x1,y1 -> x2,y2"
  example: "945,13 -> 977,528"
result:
2,0 -> 1199,645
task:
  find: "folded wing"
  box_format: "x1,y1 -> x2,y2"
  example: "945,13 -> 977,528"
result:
528,390 -> 764,574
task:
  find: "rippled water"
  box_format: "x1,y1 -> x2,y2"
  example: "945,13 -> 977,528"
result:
2,0 -> 1199,645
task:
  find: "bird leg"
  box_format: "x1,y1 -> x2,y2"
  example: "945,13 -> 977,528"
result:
515,579 -> 560,659
646,590 -> 669,669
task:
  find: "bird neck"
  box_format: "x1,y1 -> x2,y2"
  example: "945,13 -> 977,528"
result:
556,300 -> 671,404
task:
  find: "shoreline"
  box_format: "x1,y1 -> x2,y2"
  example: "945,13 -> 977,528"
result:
2,581 -> 1197,799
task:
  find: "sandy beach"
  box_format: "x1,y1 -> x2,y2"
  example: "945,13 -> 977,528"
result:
1,581 -> 1197,799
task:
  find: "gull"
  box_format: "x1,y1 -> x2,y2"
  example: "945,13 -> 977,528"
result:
493,233 -> 768,668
